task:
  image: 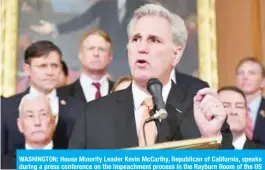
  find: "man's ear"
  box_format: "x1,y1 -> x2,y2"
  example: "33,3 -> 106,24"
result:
172,46 -> 183,67
260,77 -> 265,89
78,50 -> 83,62
17,118 -> 23,133
23,63 -> 30,76
51,115 -> 56,125
109,53 -> 113,62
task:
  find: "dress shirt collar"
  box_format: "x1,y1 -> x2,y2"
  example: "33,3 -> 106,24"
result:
25,141 -> 53,150
132,79 -> 172,110
80,73 -> 108,86
232,133 -> 247,150
29,87 -> 57,100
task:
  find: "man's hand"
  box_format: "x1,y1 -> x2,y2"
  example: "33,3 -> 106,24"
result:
193,88 -> 227,137
29,20 -> 55,35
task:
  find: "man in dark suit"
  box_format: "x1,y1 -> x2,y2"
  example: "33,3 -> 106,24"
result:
58,30 -> 114,102
1,40 -> 85,155
30,0 -> 150,79
2,94 -> 57,169
218,86 -> 265,149
236,57 -> 265,144
171,69 -> 209,96
69,4 -> 233,149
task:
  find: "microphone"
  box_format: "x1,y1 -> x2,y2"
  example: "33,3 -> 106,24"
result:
145,78 -> 168,123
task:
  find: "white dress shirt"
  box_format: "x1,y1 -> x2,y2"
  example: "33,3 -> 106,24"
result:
232,133 -> 247,150
170,69 -> 177,84
29,87 -> 59,117
80,73 -> 109,102
25,141 -> 53,150
248,95 -> 262,127
132,80 -> 172,133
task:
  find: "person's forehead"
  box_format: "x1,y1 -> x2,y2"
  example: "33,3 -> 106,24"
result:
219,90 -> 245,102
31,52 -> 61,64
131,16 -> 171,37
238,61 -> 262,70
83,34 -> 108,45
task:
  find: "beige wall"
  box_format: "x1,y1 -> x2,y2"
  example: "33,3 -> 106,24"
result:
260,0 -> 265,61
216,0 -> 265,87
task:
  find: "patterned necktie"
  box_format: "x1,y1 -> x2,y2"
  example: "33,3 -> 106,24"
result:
245,107 -> 254,140
92,82 -> 101,99
138,97 -> 157,146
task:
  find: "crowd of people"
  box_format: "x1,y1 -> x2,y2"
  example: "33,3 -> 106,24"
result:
1,3 -> 265,169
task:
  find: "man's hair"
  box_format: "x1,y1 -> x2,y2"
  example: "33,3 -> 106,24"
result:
218,86 -> 247,102
61,60 -> 69,77
127,4 -> 188,49
112,76 -> 133,92
80,29 -> 112,50
24,40 -> 62,64
18,94 -> 51,117
236,57 -> 265,77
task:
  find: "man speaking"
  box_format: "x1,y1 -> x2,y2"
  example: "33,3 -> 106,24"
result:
69,4 -> 232,149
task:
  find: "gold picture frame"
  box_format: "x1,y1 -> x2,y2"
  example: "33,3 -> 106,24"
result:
1,0 -> 19,97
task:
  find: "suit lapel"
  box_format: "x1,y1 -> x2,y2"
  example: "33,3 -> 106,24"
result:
155,104 -> 183,143
166,82 -> 201,139
157,83 -> 186,141
73,80 -> 86,102
53,96 -> 69,149
257,98 -> 265,120
108,80 -> 114,93
114,86 -> 138,147
255,97 -> 265,129
253,97 -> 265,142
174,71 -> 186,91
166,82 -> 191,118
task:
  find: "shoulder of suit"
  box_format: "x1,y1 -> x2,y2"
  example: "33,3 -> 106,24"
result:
61,96 -> 86,106
259,97 -> 265,109
245,139 -> 265,149
57,79 -> 79,94
1,91 -> 26,116
176,72 -> 209,87
2,91 -> 27,104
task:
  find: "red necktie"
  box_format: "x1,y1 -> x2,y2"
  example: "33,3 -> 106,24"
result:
245,107 -> 254,140
92,82 -> 101,99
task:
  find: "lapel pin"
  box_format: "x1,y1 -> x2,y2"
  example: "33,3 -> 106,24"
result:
60,100 -> 66,105
260,110 -> 265,117
175,108 -> 182,113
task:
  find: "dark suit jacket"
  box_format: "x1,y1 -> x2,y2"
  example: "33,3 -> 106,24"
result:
253,97 -> 265,144
58,78 -> 114,102
1,153 -> 16,169
69,83 -> 233,149
1,145 -> 57,169
1,89 -> 85,154
243,139 -> 265,149
175,71 -> 209,96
